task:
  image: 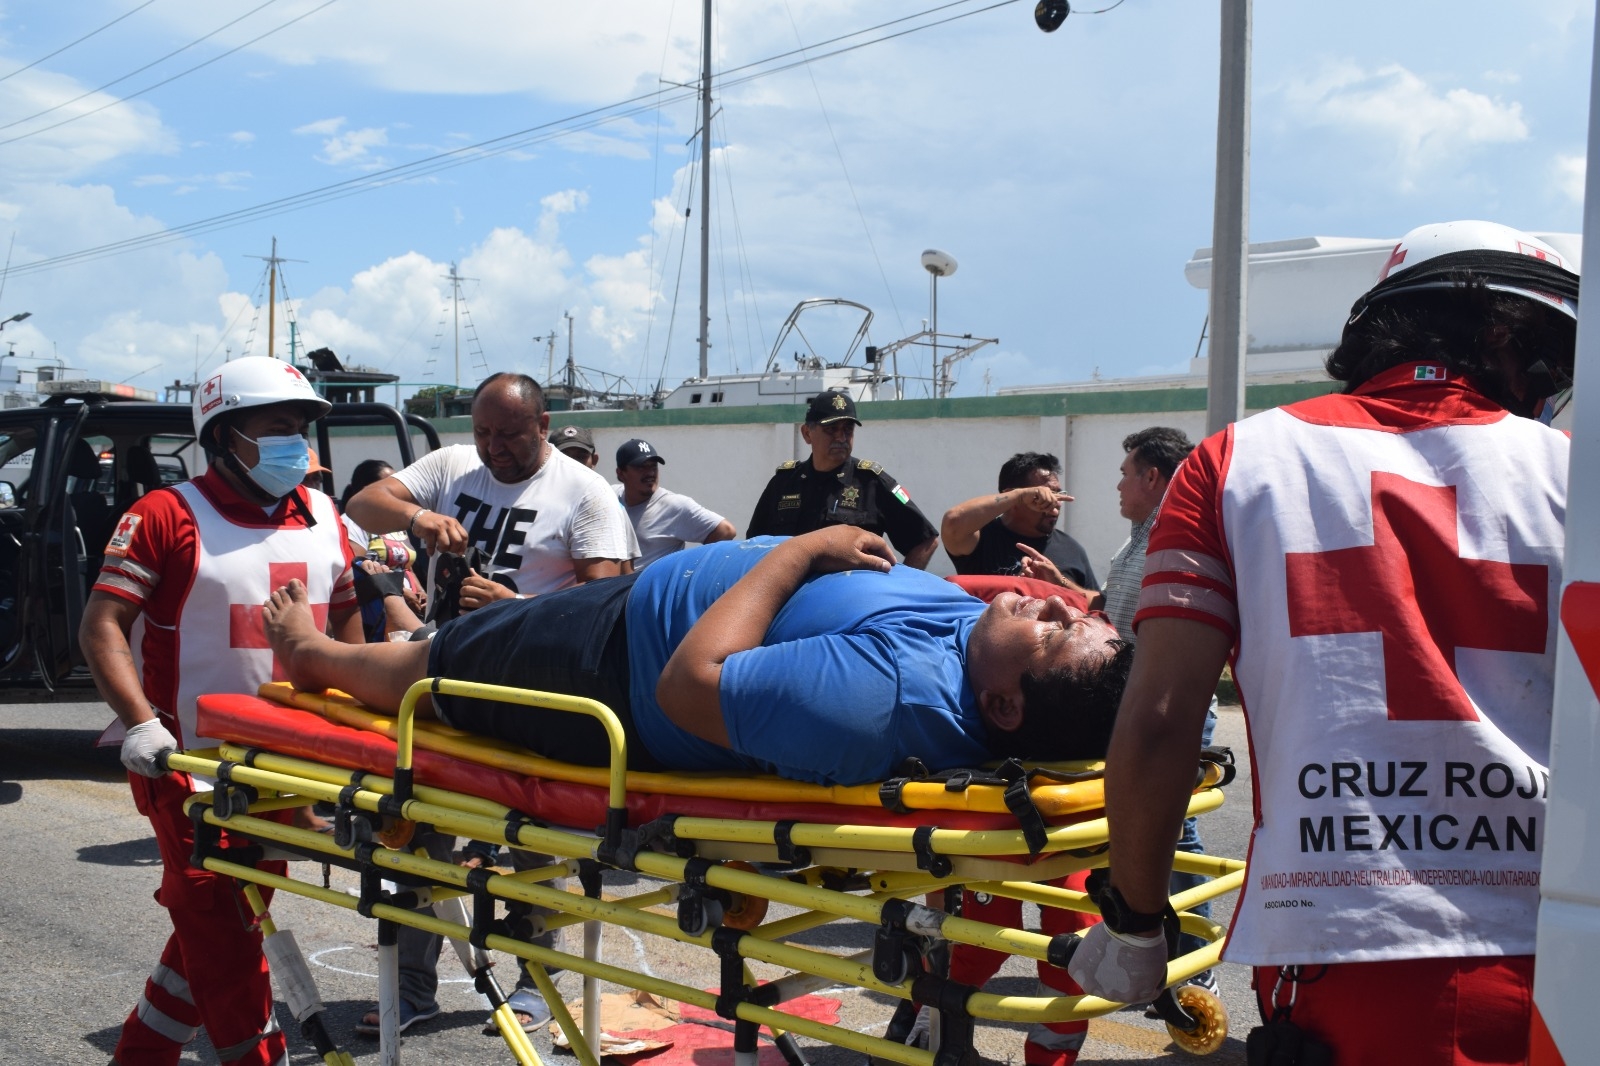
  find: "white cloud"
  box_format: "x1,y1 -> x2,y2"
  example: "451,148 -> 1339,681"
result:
1281,63 -> 1528,188
229,130 -> 256,144
0,68 -> 175,181
293,117 -> 346,137
132,170 -> 252,192
153,2 -> 704,101
1556,152 -> 1586,203
291,116 -> 389,168
315,126 -> 389,168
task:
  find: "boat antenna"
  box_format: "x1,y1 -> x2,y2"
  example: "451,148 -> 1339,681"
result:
696,0 -> 713,379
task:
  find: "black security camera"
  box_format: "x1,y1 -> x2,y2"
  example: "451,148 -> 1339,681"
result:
1035,0 -> 1070,32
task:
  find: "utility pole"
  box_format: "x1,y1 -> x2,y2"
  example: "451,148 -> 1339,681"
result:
1205,0 -> 1251,435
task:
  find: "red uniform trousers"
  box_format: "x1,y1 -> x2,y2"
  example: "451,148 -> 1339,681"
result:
1252,955 -> 1534,1065
945,871 -> 1097,1066
115,770 -> 289,1066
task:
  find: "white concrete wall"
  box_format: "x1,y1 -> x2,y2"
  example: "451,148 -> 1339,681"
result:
328,391 -> 1309,581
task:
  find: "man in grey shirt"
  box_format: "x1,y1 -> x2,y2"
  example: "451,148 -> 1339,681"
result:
614,438 -> 735,569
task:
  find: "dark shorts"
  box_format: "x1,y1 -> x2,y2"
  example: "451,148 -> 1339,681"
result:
426,573 -> 665,771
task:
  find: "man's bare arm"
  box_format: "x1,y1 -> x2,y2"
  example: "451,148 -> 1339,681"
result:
704,519 -> 737,544
348,476 -> 469,555
657,527 -> 894,745
1103,616 -> 1232,914
80,592 -> 157,729
573,558 -> 623,583
902,534 -> 939,571
940,486 -> 1070,557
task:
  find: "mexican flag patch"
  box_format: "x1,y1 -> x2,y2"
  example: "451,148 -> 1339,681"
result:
892,485 -> 910,504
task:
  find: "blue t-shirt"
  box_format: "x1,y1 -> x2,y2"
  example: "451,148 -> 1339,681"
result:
626,537 -> 992,785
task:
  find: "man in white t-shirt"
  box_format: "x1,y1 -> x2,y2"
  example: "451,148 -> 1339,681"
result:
348,374 -> 632,604
345,372 -> 631,1034
613,438 -> 735,569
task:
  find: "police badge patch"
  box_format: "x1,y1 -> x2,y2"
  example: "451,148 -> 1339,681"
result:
839,486 -> 861,509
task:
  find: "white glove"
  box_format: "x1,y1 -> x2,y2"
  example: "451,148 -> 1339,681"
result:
1067,921 -> 1168,1004
120,718 -> 177,778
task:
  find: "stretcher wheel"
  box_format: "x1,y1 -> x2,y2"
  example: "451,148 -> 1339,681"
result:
1165,983 -> 1228,1055
722,862 -> 769,930
379,817 -> 417,850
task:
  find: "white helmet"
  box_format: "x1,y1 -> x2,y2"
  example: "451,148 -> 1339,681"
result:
194,356 -> 331,447
1364,219 -> 1579,320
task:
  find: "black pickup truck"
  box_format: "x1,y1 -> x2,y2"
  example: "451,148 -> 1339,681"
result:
0,388 -> 437,699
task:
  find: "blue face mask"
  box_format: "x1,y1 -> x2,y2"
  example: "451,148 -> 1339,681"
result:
233,429 -> 309,499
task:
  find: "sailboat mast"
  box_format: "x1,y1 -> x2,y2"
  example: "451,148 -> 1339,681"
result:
564,310 -> 575,394
267,236 -> 278,360
697,0 -> 712,379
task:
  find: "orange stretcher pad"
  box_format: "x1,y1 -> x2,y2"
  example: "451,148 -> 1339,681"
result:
193,683 -> 1192,837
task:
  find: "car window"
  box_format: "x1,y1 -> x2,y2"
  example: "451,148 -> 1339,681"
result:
0,428 -> 40,507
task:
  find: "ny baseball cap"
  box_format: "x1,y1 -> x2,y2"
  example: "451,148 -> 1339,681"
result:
806,390 -> 860,426
616,438 -> 666,467
551,424 -> 597,457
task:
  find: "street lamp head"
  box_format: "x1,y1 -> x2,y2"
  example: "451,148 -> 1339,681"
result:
1,311 -> 31,328
1035,0 -> 1070,32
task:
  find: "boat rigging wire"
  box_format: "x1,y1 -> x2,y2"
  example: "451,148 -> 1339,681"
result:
0,0 -> 337,148
1,0 -> 1017,280
713,108 -> 769,371
654,134 -> 702,393
0,0 -> 160,86
781,0 -> 907,339
635,0 -> 682,398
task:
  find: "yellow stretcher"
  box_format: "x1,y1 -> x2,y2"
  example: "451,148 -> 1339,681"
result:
171,678 -> 1245,1066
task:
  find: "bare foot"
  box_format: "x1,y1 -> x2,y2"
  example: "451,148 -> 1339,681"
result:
263,580 -> 329,689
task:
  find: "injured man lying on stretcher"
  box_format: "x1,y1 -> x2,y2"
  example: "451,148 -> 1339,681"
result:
263,526 -> 1135,786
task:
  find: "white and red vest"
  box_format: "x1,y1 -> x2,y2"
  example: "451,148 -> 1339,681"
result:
159,481 -> 346,750
1212,397 -> 1565,965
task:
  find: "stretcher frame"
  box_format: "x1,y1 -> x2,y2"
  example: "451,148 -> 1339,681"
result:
169,677 -> 1245,1066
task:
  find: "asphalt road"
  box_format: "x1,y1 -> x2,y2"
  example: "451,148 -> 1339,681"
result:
0,701 -> 1256,1066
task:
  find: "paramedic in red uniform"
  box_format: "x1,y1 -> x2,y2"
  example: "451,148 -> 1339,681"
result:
81,356 -> 360,1066
1069,221 -> 1576,1063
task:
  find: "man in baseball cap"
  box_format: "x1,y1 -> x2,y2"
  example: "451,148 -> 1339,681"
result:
551,424 -> 598,468
614,438 -> 733,569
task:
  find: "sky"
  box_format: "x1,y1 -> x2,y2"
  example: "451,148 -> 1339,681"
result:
0,0 -> 1591,402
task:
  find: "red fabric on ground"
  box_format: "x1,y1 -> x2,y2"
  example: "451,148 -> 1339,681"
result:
609,993 -> 841,1066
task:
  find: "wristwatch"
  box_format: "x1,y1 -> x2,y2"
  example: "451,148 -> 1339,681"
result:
1095,882 -> 1166,936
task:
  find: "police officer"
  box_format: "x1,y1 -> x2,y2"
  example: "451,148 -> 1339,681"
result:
747,390 -> 939,569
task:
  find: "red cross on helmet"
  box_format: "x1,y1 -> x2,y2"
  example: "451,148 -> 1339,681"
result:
194,355 -> 332,446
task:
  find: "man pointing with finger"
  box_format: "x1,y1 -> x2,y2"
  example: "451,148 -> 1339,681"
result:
942,451 -> 1097,588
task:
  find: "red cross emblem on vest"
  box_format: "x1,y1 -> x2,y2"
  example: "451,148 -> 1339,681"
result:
1285,471 -> 1548,721
228,561 -> 328,681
